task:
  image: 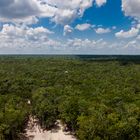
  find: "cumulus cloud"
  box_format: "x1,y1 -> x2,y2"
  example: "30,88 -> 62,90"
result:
124,40 -> 137,48
0,0 -> 108,25
63,25 -> 73,36
95,0 -> 107,7
137,35 -> 140,40
95,27 -> 111,34
0,0 -> 96,25
122,0 -> 140,20
123,38 -> 140,50
0,24 -> 53,45
0,24 -> 140,54
66,38 -> 107,50
137,24 -> 140,29
0,24 -> 109,53
75,23 -> 91,31
51,9 -> 77,25
40,0 -> 94,25
0,0 -> 41,22
115,27 -> 139,38
0,24 -> 61,54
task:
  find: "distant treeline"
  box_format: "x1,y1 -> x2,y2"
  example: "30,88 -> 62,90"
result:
0,55 -> 140,61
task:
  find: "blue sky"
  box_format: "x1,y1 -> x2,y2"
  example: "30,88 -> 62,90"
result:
0,0 -> 140,54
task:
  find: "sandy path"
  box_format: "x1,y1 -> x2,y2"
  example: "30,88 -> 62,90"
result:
24,116 -> 77,140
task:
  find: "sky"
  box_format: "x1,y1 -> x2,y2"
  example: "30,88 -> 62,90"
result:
0,0 -> 140,54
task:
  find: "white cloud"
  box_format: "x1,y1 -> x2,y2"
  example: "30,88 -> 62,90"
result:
0,0 -> 95,25
0,24 -> 61,54
0,0 -> 42,23
42,0 -> 94,25
137,24 -> 140,29
122,0 -> 140,20
95,27 -> 111,34
66,38 -> 107,50
1,24 -> 140,54
0,0 -> 108,25
124,39 -> 140,49
137,35 -> 140,40
63,25 -> 73,36
115,27 -> 139,38
0,24 -> 109,53
51,9 -> 77,25
0,24 -> 53,44
75,23 -> 91,31
124,40 -> 137,48
95,0 -> 107,7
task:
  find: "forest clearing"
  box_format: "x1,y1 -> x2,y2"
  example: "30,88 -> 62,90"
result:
24,116 -> 76,140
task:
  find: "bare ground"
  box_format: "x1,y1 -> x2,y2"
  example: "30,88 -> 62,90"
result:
22,116 -> 77,140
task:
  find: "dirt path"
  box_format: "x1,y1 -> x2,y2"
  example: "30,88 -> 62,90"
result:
24,116 -> 77,140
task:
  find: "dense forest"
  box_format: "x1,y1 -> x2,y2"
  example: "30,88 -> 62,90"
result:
0,56 -> 140,140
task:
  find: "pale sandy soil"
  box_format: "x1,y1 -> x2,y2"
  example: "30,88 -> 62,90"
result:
23,116 -> 77,140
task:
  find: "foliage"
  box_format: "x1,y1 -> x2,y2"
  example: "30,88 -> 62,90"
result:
0,56 -> 140,139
